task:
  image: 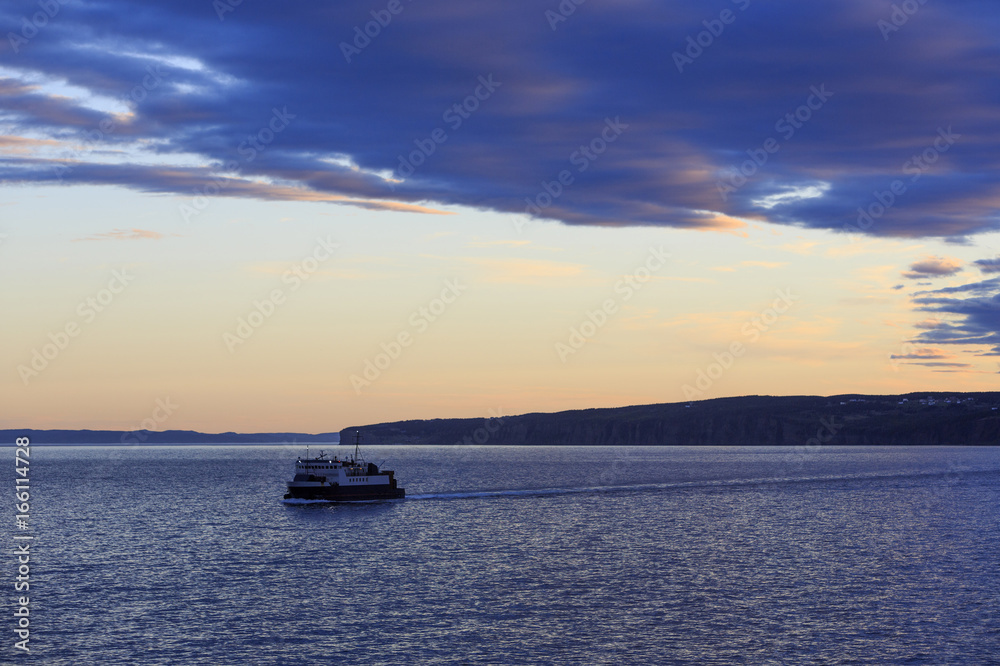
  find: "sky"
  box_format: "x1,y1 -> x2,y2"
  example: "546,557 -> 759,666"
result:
2,0 -> 999,433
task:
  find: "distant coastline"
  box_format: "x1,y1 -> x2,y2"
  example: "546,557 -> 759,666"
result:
0,429 -> 340,446
341,392 -> 1000,447
7,392 -> 1000,446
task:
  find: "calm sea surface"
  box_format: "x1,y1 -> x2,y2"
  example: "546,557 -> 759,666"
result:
8,445 -> 1000,665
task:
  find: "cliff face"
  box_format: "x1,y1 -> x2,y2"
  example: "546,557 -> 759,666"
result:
341,393 -> 1000,446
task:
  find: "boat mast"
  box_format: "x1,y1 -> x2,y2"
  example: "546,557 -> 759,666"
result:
354,430 -> 361,463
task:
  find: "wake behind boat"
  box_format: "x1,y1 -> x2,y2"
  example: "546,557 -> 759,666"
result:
283,432 -> 404,501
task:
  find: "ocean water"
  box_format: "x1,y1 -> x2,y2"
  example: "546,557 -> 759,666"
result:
8,444 -> 1000,665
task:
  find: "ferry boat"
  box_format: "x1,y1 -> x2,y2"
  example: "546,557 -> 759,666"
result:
283,433 -> 404,501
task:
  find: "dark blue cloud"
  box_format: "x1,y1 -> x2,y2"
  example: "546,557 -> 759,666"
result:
911,277 -> 1000,355
974,256 -> 1000,273
2,0 -> 1000,236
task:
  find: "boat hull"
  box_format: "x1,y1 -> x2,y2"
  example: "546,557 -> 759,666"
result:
284,486 -> 405,501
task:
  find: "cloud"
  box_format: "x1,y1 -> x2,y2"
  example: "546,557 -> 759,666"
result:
2,0 -> 1000,237
888,347 -> 959,366
910,277 -> 1000,355
890,351 -> 946,361
0,135 -> 60,154
889,344 -> 972,369
1,160 -> 454,216
974,256 -> 1000,274
73,228 -> 167,241
902,255 -> 962,279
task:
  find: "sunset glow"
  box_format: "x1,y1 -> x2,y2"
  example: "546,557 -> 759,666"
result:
3,0 -> 999,432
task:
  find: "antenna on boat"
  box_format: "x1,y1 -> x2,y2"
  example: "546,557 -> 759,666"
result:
354,430 -> 365,465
